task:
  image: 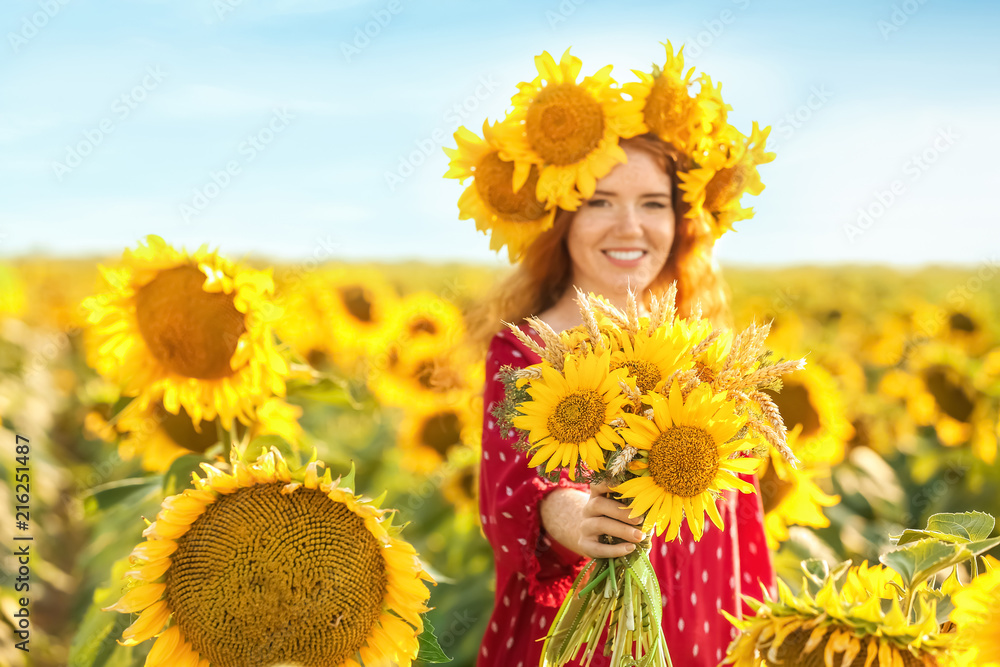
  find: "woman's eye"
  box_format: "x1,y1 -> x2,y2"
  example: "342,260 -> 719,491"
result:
586,198 -> 610,207
643,200 -> 669,209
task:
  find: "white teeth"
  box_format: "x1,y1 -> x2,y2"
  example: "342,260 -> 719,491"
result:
605,250 -> 645,261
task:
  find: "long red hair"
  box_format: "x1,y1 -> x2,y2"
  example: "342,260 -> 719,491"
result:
468,133 -> 731,350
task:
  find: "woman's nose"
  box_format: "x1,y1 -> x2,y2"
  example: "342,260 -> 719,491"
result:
614,205 -> 643,236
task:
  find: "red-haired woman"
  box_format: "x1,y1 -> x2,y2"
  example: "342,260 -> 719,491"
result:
472,134 -> 773,667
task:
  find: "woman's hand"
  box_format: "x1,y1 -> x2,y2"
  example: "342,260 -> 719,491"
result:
578,482 -> 645,559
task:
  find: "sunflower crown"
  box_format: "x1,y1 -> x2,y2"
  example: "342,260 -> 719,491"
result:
444,43 -> 775,262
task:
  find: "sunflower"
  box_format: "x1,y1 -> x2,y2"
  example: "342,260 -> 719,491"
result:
612,382 -> 761,541
373,291 -> 468,363
511,350 -> 629,480
723,561 -> 950,667
880,348 -> 996,463
763,362 -> 853,468
609,323 -> 695,395
949,557 -> 1000,667
108,396 -> 303,472
680,121 -> 775,238
81,235 -> 289,429
103,447 -> 434,667
442,456 -> 480,520
320,267 -> 401,366
758,427 -> 840,549
444,121 -> 556,261
491,48 -> 645,211
397,399 -> 479,474
623,41 -> 720,154
367,342 -> 482,411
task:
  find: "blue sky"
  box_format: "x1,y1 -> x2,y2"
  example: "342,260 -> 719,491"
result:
0,0 -> 997,267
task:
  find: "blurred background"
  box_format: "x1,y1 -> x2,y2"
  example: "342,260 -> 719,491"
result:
1,1 -> 998,665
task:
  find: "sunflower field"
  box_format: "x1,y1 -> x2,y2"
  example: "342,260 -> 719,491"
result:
1,242 -> 999,667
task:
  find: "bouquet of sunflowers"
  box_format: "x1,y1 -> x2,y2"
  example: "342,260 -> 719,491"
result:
493,285 -> 806,666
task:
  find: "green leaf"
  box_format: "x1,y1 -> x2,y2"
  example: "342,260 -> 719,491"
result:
895,529 -> 967,546
84,477 -> 159,512
416,618 -> 452,663
288,376 -> 358,408
928,511 -> 995,541
964,536 -> 1000,558
163,453 -> 209,495
894,512 -> 995,546
880,539 -> 970,589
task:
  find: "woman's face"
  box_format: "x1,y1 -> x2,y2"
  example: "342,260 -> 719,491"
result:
565,144 -> 675,298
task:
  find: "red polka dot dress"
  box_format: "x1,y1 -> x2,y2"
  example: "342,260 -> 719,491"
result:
477,324 -> 775,667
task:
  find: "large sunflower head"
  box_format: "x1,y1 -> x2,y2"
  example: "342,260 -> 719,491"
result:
611,381 -> 761,541
81,235 -> 289,429
723,560 -> 951,667
490,48 -> 645,211
103,447 -> 434,667
444,121 -> 557,261
511,350 -> 629,480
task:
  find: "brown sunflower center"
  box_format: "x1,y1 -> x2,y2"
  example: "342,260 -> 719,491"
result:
648,425 -> 719,498
703,164 -> 747,212
339,286 -> 373,323
758,462 -> 793,514
923,366 -> 974,422
134,265 -> 246,379
547,390 -> 606,444
420,411 -> 462,456
410,317 -> 438,335
766,383 -> 821,439
948,312 -> 976,333
616,359 -> 662,394
474,152 -> 548,222
155,404 -> 222,454
459,467 -> 476,499
694,360 -> 716,383
166,483 -> 388,667
526,83 -> 604,165
770,625 -> 936,667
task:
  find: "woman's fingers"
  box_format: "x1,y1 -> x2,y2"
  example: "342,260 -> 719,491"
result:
589,481 -> 610,497
582,516 -> 645,545
580,539 -> 637,560
584,495 -> 643,525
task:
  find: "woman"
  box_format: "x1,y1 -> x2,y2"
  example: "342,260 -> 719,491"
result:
445,45 -> 776,667
473,134 -> 773,667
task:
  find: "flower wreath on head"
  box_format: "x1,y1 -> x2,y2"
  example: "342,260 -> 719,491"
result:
443,42 -> 775,262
